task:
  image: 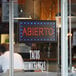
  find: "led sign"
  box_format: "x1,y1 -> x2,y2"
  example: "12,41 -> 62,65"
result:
19,20 -> 56,42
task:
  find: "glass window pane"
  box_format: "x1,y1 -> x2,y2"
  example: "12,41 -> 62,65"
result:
1,0 -> 75,76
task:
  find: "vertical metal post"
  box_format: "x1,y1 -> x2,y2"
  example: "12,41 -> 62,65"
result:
9,0 -> 14,76
69,0 -> 72,70
61,0 -> 68,76
58,27 -> 60,67
57,0 -> 60,68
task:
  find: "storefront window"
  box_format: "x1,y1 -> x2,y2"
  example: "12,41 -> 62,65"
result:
0,0 -> 58,76
1,0 -> 76,76
1,0 -> 58,76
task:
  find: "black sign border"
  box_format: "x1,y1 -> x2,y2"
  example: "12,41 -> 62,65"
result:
18,20 -> 57,43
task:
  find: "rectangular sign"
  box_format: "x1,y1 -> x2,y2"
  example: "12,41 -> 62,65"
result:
19,20 -> 56,42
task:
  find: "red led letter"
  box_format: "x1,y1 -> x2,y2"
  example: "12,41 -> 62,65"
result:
27,27 -> 32,36
22,28 -> 27,36
48,28 -> 54,36
44,28 -> 48,35
39,28 -> 44,36
34,28 -> 38,36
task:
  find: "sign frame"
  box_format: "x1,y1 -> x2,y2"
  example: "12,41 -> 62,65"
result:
19,20 -> 56,42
